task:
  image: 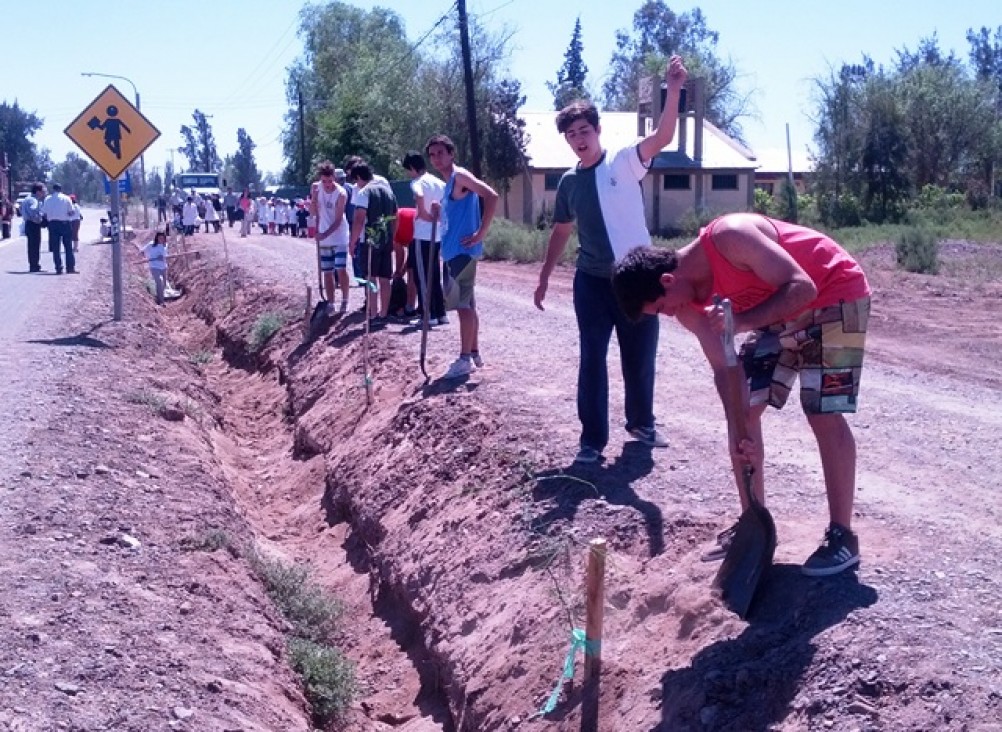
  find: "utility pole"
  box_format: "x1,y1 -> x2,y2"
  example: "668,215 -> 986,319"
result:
457,0 -> 482,177
298,85 -> 307,185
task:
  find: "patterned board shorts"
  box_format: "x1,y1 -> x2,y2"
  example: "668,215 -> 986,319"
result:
318,245 -> 347,273
443,255 -> 477,310
740,297 -> 870,415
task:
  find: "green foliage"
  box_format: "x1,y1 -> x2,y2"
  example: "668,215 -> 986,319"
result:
180,529 -> 235,554
249,312 -> 287,351
483,218 -> 572,263
549,17 -> 590,110
190,349 -> 214,365
915,184 -> 966,210
0,101 -> 46,182
819,191 -> 863,227
752,187 -> 776,216
895,226 -> 940,274
233,128 -> 261,190
246,550 -> 344,644
484,80 -> 528,195
125,389 -> 167,412
49,153 -> 105,203
288,638 -> 356,725
180,109 -> 221,173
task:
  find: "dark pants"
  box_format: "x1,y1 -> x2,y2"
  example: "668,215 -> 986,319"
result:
49,221 -> 75,273
157,207 -> 167,222
573,269 -> 659,452
226,206 -> 235,226
409,239 -> 446,320
26,220 -> 43,271
1,221 -> 10,239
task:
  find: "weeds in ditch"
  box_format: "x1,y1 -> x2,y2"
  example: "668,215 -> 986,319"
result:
249,311 -> 287,351
124,389 -> 167,412
180,529 -> 237,555
288,638 -> 357,723
245,548 -> 355,724
190,349 -> 214,365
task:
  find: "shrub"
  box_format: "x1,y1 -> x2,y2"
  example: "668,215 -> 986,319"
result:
288,638 -> 356,725
190,349 -> 213,365
249,312 -> 286,351
895,226 -> 939,274
753,188 -> 776,216
483,218 -> 575,264
246,550 -> 343,644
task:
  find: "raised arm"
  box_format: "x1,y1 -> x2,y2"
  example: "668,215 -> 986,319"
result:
638,55 -> 688,164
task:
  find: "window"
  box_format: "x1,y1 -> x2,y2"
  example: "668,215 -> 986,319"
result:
662,174 -> 690,191
755,182 -> 775,195
544,173 -> 562,191
711,174 -> 739,191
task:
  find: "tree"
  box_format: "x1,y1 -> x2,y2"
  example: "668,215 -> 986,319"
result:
601,1 -> 751,139
49,152 -> 103,202
0,101 -> 45,185
232,128 -> 261,190
966,25 -> 1002,198
484,79 -> 528,217
180,110 -> 221,172
548,17 -> 589,110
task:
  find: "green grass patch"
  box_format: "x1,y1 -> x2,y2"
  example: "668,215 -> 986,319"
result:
249,311 -> 287,351
483,218 -> 576,264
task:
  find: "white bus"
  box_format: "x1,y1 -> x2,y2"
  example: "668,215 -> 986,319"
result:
173,172 -> 223,198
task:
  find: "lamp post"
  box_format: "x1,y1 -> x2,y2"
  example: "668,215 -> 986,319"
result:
81,72 -> 149,228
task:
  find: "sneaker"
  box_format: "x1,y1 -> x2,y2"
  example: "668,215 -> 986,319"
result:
700,523 -> 739,562
471,351 -> 484,368
338,301 -> 349,315
802,523 -> 860,577
628,426 -> 669,448
325,303 -> 338,316
409,317 -> 439,327
573,446 -> 602,464
437,315 -> 450,325
443,357 -> 473,379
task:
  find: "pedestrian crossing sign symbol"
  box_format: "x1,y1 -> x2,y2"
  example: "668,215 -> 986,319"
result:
65,85 -> 160,180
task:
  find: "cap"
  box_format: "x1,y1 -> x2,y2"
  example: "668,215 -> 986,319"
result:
334,168 -> 346,181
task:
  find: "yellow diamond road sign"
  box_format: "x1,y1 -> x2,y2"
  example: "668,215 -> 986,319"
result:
65,84 -> 160,180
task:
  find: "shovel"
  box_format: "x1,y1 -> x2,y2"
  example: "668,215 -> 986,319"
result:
414,217 -> 437,380
713,299 -> 777,619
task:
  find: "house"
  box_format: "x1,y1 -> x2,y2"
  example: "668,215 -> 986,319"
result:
502,79 -> 760,233
751,146 -> 812,197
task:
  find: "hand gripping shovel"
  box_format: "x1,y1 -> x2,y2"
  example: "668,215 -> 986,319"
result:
713,299 -> 777,619
414,218 -> 437,380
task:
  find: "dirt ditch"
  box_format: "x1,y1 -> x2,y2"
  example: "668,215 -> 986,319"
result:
159,231 -> 1002,732
9,229 -> 995,731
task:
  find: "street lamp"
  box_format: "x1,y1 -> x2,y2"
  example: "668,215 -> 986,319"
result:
81,71 -> 149,228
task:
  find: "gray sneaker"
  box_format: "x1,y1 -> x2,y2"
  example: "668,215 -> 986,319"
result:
802,523 -> 860,577
628,426 -> 669,448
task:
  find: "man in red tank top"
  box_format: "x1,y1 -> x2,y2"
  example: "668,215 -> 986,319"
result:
612,213 -> 871,577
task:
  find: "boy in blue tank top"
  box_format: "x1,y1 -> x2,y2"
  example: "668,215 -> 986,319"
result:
426,134 -> 499,380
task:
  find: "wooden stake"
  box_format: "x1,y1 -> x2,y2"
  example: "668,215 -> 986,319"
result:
581,537 -> 606,732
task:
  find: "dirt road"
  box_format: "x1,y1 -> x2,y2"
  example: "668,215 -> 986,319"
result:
1,223 -> 1000,731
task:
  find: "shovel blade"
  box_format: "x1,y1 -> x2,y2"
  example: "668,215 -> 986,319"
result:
713,502 -> 777,619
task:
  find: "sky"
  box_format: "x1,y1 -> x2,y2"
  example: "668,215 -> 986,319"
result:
4,0 -> 996,183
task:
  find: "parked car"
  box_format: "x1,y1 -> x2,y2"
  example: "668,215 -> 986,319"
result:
14,191 -> 30,216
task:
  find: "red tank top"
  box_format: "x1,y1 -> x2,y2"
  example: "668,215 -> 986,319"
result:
699,216 -> 870,316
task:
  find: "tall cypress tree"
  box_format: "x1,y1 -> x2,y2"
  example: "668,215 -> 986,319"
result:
548,17 -> 589,110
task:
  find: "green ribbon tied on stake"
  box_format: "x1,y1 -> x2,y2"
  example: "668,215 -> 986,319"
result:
534,628 -> 600,718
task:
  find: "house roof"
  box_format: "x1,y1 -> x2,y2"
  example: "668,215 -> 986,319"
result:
521,111 -> 758,172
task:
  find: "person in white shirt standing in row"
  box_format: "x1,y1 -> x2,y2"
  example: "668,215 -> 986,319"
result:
181,196 -> 199,236
402,150 -> 448,326
311,161 -> 351,315
41,183 -> 77,274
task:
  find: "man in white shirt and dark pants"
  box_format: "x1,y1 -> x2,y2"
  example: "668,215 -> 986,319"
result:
41,183 -> 77,274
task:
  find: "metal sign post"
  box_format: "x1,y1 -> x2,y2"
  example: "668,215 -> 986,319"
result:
109,180 -> 123,321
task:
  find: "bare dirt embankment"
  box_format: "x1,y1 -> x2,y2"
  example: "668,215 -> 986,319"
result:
2,226 -> 1001,732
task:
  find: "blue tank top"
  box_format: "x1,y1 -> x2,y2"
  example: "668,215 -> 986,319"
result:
441,172 -> 482,262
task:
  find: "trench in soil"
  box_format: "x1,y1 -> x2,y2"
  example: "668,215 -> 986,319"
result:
171,271 -> 460,730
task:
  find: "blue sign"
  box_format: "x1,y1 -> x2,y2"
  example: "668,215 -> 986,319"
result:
102,172 -> 132,194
